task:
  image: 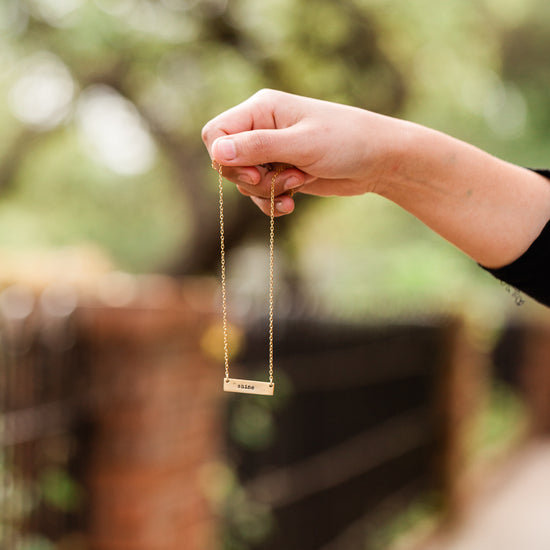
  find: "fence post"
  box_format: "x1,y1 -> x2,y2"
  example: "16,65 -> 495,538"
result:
434,316 -> 490,523
518,319 -> 550,436
77,277 -> 222,550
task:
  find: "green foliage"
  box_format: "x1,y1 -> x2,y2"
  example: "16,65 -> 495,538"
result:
19,536 -> 55,550
1,0 -> 550,308
368,493 -> 439,550
470,380 -> 528,462
289,193 -> 497,316
39,467 -> 82,512
230,399 -> 276,450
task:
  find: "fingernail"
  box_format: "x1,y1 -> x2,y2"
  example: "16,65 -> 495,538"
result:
284,176 -> 301,191
215,138 -> 236,161
275,200 -> 286,213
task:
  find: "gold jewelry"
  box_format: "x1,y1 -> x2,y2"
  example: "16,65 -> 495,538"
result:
215,163 -> 283,396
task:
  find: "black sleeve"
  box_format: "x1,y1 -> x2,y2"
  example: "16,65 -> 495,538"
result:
480,169 -> 550,307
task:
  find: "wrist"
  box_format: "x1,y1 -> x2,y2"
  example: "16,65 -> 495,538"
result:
372,119 -> 435,203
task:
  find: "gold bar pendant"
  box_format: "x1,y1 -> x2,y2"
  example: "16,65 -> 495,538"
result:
223,378 -> 274,396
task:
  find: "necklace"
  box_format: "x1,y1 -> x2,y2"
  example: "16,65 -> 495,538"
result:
216,162 -> 283,396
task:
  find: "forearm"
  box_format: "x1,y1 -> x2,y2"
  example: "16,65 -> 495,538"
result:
377,122 -> 550,268
203,90 -> 550,269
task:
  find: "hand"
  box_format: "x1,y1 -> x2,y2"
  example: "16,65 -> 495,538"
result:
201,89 -> 407,216
202,89 -> 550,268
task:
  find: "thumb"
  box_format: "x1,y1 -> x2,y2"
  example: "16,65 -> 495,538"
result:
212,128 -> 299,167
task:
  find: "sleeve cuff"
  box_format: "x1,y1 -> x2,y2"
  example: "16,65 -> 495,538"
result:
480,168 -> 550,306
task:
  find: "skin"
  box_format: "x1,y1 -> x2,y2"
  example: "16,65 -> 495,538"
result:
202,89 -> 550,268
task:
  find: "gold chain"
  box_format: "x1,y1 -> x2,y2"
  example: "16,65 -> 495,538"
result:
216,163 -> 283,390
217,162 -> 230,380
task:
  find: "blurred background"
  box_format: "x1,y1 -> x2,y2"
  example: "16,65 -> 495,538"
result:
1,0 -> 550,549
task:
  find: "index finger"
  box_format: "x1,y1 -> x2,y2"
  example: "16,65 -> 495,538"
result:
201,91 -> 279,156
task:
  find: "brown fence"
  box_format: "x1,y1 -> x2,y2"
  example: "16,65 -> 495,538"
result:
1,278 -> 548,550
77,279 -> 222,550
0,278 -> 222,550
0,283 -> 86,549
225,315 -> 487,550
494,319 -> 550,436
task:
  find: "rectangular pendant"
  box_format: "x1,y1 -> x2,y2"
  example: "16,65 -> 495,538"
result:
223,378 -> 274,396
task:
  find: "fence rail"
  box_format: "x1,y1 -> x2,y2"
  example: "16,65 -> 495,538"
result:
0,283 -> 85,550
1,278 -> 548,550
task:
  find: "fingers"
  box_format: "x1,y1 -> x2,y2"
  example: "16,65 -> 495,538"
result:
250,194 -> 295,217
201,91 -> 275,148
204,90 -> 313,217
236,164 -> 302,217
211,126 -> 309,168
201,89 -> 288,160
231,165 -> 306,199
203,90 -> 315,169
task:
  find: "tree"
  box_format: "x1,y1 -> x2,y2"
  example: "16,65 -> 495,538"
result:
2,0 -> 550,310
0,0 -> 406,274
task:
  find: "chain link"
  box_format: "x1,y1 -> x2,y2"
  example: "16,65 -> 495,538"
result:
216,162 -> 230,381
216,162 -> 283,388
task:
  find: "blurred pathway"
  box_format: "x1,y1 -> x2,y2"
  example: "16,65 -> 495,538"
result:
421,438 -> 550,550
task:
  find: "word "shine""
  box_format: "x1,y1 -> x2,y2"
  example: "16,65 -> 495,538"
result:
238,384 -> 255,390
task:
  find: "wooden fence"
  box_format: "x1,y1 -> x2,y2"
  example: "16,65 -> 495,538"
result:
226,315 -> 487,550
1,278 -> 548,550
0,283 -> 86,549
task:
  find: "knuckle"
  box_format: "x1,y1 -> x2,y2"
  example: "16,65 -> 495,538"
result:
251,88 -> 283,108
200,122 -> 212,144
253,88 -> 275,100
